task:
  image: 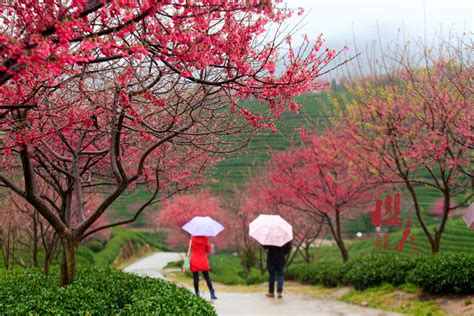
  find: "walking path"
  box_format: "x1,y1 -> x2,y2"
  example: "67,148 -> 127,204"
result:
124,252 -> 404,316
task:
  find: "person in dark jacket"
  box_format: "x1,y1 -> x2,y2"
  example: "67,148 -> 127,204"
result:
264,241 -> 292,298
190,236 -> 217,300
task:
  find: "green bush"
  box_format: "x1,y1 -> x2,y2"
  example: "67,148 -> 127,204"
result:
245,268 -> 267,285
210,255 -> 266,285
286,264 -> 320,284
84,239 -> 105,253
407,253 -> 474,295
286,262 -> 346,287
209,253 -> 247,285
0,265 -> 216,315
343,254 -> 418,290
287,253 -> 474,295
77,246 -> 96,265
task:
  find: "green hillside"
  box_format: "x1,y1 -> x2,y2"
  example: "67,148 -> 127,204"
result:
208,91 -> 335,192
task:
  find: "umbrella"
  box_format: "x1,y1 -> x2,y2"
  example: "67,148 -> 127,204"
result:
182,216 -> 224,237
463,203 -> 474,230
249,214 -> 293,246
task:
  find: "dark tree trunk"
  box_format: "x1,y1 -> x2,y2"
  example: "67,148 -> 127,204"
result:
43,235 -> 58,277
405,181 -> 436,253
32,212 -> 39,267
44,257 -> 50,277
327,210 -> 349,262
335,237 -> 349,262
60,236 -> 78,286
432,191 -> 451,253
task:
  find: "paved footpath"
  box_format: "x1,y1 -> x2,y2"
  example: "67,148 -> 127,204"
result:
124,252 -> 404,316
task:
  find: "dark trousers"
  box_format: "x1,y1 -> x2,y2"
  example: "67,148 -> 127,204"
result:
268,264 -> 284,293
193,271 -> 214,295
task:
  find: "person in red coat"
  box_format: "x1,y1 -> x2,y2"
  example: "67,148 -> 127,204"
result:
190,236 -> 217,299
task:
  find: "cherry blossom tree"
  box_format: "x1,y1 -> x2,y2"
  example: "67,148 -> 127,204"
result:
221,186 -> 267,273
0,1 -> 345,285
332,37 -> 473,253
0,0 -> 344,129
0,89 -> 215,285
236,177 -> 323,270
263,129 -> 378,262
152,190 -> 231,250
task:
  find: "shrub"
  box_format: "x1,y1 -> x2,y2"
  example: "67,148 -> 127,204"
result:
77,246 -> 96,265
84,239 -> 105,253
287,253 -> 474,295
407,253 -> 474,295
343,254 -> 418,290
245,268 -> 267,285
287,264 -> 320,284
209,253 -> 247,285
0,265 -> 216,315
286,262 -> 347,287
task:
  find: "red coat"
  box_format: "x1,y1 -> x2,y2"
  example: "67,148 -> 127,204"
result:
190,236 -> 211,272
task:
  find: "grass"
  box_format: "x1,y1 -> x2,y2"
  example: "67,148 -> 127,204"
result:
207,253 -> 249,285
207,253 -> 265,285
164,259 -> 184,269
340,283 -> 447,316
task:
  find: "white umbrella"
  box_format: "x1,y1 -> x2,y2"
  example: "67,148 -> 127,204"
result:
249,214 -> 293,246
463,203 -> 474,230
182,216 -> 224,237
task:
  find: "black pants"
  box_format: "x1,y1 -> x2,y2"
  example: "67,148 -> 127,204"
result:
192,271 -> 214,295
268,264 -> 284,294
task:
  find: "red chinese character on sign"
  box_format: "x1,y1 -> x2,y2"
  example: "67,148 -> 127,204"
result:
370,193 -> 416,253
369,193 -> 403,229
394,220 -> 417,252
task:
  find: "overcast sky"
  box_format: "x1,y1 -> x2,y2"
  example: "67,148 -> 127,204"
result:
285,0 -> 472,52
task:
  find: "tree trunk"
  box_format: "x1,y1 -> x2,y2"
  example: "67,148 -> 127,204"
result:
239,249 -> 250,278
44,257 -> 50,277
32,212 -> 39,267
44,234 -> 59,278
258,247 -> 266,273
60,236 -> 78,286
405,181 -> 436,252
2,226 -> 11,269
327,211 -> 349,262
431,191 -> 451,253
335,236 -> 349,262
